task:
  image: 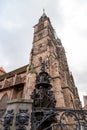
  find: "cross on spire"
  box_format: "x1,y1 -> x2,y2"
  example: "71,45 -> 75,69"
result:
41,8 -> 47,18
43,8 -> 45,14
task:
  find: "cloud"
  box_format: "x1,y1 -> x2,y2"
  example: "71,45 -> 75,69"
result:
0,0 -> 60,71
55,0 -> 87,106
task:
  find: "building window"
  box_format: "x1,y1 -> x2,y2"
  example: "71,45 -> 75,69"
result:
38,33 -> 43,39
38,44 -> 42,51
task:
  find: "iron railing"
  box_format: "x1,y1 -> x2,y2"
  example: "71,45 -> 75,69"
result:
0,108 -> 87,130
32,108 -> 87,130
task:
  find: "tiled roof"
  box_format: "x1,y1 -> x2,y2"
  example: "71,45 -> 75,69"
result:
0,67 -> 6,73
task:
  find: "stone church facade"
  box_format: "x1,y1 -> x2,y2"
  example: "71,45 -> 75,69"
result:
0,12 -> 84,130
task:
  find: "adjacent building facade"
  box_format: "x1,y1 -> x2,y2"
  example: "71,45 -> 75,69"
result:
83,96 -> 87,109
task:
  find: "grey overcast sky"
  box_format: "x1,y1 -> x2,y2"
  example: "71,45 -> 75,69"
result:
0,0 -> 87,106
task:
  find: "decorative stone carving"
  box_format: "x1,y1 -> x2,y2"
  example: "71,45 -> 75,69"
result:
3,110 -> 14,130
31,88 -> 56,108
16,109 -> 29,130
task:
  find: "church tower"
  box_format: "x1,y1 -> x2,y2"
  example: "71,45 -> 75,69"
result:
0,12 -> 85,130
24,12 -> 81,110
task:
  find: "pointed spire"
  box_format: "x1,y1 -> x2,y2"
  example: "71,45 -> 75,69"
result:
42,8 -> 47,18
39,9 -> 50,23
43,8 -> 45,14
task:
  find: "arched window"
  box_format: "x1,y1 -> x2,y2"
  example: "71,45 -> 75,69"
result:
0,94 -> 8,110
